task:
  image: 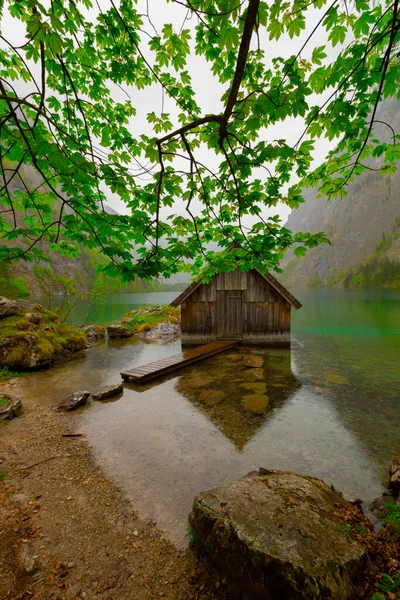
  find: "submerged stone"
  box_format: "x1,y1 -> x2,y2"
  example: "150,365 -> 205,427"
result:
224,353 -> 242,362
242,394 -> 269,414
58,391 -> 90,412
242,355 -> 264,368
244,367 -> 264,381
198,389 -> 226,406
183,374 -> 215,389
0,394 -> 22,420
239,382 -> 267,392
325,372 -> 349,385
189,470 -> 367,600
92,383 -> 123,402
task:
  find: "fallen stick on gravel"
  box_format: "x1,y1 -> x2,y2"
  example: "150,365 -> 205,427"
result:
24,456 -> 65,470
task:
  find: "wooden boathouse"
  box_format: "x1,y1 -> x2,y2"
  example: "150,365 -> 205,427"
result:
170,268 -> 302,346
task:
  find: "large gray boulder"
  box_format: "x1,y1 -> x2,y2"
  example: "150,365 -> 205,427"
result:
189,469 -> 368,600
106,324 -> 132,338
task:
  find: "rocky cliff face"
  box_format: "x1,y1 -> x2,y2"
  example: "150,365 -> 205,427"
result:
281,100 -> 400,290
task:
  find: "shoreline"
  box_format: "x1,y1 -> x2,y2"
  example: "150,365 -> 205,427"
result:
0,379 -> 226,600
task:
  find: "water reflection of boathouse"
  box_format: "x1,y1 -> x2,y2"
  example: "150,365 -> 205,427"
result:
175,349 -> 302,451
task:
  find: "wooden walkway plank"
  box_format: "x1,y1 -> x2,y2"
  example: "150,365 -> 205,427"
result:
120,341 -> 238,383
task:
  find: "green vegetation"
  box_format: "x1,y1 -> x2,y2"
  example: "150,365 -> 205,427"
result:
383,502 -> 400,539
0,0 -> 398,280
307,277 -> 324,289
0,262 -> 29,299
372,573 -> 400,599
0,366 -> 27,381
343,224 -> 400,289
0,306 -> 86,371
304,218 -> 400,289
121,305 -> 180,335
0,471 -> 5,481
371,503 -> 400,600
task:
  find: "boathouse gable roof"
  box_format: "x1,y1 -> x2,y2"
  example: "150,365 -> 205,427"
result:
170,269 -> 302,310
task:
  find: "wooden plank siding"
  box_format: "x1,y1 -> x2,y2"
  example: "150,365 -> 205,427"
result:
178,267 -> 295,346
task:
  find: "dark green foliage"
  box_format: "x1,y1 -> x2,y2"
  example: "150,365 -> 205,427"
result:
0,0 -> 399,279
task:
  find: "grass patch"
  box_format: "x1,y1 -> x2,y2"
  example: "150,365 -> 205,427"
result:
0,471 -> 5,481
0,396 -> 9,406
383,502 -> 400,539
121,305 -> 180,334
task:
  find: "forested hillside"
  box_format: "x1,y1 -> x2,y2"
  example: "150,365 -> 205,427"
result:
0,164 -> 187,298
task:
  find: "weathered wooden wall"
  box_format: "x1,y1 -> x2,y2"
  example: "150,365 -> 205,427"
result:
180,268 -> 292,345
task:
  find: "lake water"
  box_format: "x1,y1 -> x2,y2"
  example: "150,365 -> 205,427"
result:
36,291 -> 180,326
16,289 -> 400,547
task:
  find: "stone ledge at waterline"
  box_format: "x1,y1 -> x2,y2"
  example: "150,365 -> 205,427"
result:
189,469 -> 368,600
0,297 -> 87,371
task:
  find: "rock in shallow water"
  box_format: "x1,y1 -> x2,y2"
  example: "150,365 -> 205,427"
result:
242,393 -> 269,414
92,383 -> 123,401
189,470 -> 367,600
58,391 -> 90,412
198,389 -> 226,405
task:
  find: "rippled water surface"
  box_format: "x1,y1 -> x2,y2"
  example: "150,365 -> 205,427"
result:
17,289 -> 400,547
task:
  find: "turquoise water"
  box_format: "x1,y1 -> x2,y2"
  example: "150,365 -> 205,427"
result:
34,291 -> 180,326
16,288 -> 400,547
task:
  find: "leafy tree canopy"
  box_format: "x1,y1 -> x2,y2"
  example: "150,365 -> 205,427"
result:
0,0 -> 399,280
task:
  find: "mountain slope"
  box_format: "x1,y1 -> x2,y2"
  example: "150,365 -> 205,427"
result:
280,100 -> 400,291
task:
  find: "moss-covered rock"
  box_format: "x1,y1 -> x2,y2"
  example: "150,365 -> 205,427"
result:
0,298 -> 87,371
189,470 -> 369,600
121,305 -> 180,335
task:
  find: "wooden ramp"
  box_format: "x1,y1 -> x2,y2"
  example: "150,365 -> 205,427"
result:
120,341 -> 238,383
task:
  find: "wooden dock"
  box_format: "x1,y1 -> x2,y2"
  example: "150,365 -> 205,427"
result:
120,341 -> 238,383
